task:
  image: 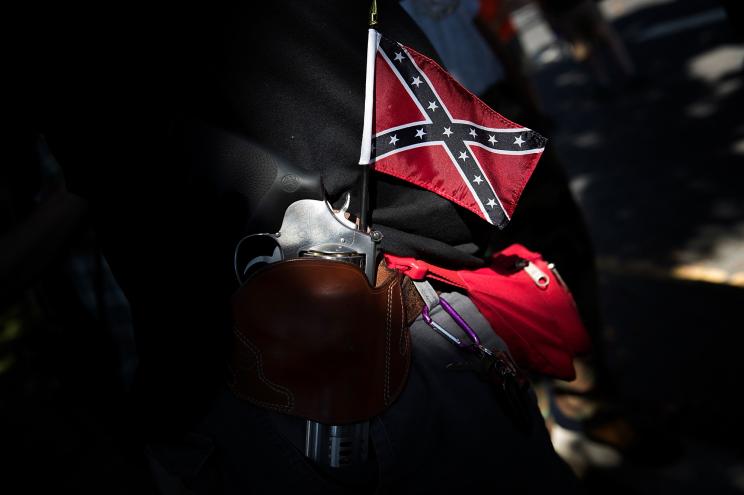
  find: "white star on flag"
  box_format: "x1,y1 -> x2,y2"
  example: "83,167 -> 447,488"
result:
443,127 -> 453,137
458,151 -> 469,161
427,101 -> 438,112
486,198 -> 497,208
473,175 -> 484,185
514,135 -> 525,147
488,135 -> 497,145
389,134 -> 399,146
468,128 -> 478,138
415,128 -> 426,139
411,76 -> 423,88
394,52 -> 405,63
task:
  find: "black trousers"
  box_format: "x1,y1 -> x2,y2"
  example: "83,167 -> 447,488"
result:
146,292 -> 576,494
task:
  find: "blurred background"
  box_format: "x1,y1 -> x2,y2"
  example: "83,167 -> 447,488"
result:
2,0 -> 743,493
509,0 -> 744,492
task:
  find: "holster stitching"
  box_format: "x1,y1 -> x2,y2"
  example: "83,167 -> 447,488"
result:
398,278 -> 409,357
227,367 -> 295,414
384,279 -> 397,405
232,325 -> 295,412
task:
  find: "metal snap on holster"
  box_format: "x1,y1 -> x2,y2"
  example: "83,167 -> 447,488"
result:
228,258 -> 411,426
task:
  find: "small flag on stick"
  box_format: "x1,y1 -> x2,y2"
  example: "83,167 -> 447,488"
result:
359,30 -> 546,228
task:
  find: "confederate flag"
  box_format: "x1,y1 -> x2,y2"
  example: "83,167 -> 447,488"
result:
359,31 -> 546,228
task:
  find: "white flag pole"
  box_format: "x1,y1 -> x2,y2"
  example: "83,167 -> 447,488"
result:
358,27 -> 381,166
358,1 -> 380,232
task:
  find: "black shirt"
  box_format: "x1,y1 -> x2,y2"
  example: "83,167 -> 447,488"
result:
32,1 -> 493,434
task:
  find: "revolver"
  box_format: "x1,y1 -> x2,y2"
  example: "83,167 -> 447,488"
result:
224,137 -> 382,286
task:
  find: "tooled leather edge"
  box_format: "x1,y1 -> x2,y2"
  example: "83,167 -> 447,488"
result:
383,278 -> 396,404
384,275 -> 412,407
228,325 -> 295,414
379,261 -> 424,326
398,276 -> 410,358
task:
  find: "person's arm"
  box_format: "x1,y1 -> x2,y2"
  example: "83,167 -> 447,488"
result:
0,186 -> 88,301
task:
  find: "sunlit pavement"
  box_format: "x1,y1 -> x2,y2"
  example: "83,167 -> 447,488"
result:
516,0 -> 744,492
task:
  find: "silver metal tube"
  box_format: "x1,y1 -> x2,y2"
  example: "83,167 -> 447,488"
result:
304,420 -> 370,468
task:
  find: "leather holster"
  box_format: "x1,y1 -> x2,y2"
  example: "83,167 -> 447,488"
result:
228,258 -> 411,424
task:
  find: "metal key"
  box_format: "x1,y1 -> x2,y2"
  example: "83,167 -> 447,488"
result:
447,346 -> 533,432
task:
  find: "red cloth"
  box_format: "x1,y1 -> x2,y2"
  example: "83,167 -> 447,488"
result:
385,244 -> 590,380
479,0 -> 519,43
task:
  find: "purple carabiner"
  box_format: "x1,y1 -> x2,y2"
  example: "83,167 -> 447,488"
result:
422,304 -> 462,347
421,296 -> 481,349
438,296 -> 481,347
